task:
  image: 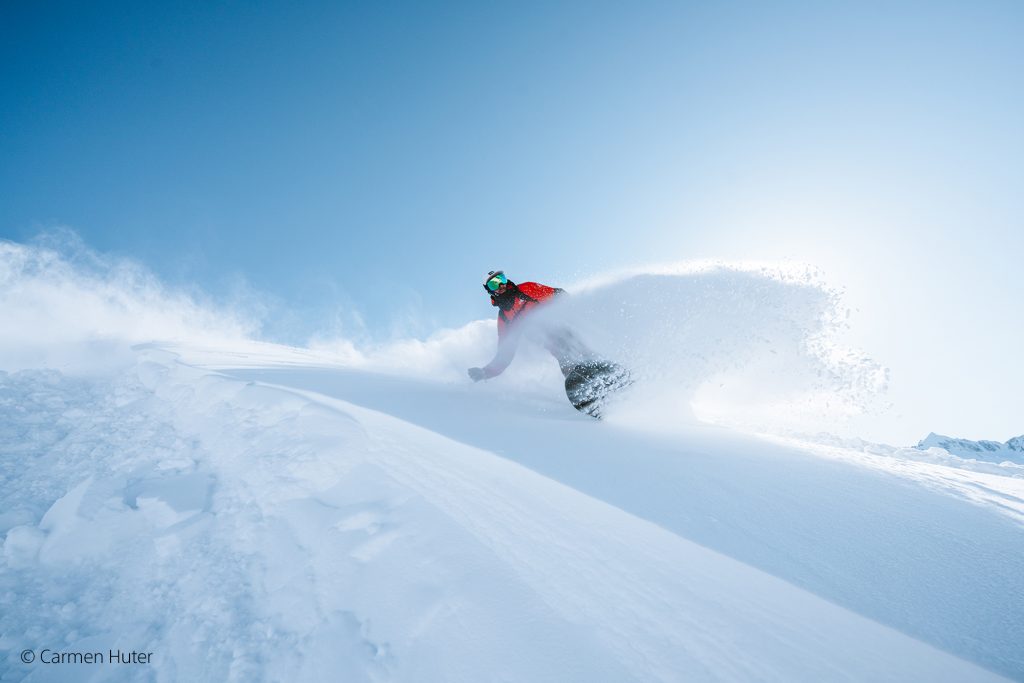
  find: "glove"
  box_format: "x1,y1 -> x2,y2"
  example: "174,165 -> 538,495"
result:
467,367 -> 486,382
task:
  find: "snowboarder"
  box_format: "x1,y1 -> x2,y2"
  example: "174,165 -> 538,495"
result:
468,270 -> 630,417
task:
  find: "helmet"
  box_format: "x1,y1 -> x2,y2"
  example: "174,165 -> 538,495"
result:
483,270 -> 509,293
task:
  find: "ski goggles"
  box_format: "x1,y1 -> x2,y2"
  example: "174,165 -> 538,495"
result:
484,272 -> 507,293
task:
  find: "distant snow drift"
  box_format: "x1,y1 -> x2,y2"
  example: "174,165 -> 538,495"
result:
1,237 -> 885,435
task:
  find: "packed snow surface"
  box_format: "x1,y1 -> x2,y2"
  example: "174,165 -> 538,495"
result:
1,241 -> 1021,681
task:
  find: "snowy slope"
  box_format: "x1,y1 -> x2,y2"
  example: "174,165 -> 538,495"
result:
0,346 -> 1017,682
2,242 -> 1021,681
212,356 -> 1024,680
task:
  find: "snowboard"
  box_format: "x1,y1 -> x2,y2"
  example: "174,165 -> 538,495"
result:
563,361 -> 632,419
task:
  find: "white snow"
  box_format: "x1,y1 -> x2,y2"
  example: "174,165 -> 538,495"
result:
917,432 -> 1024,464
1,241 -> 1020,681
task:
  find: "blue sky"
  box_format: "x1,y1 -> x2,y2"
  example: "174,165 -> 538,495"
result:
2,0 -> 1022,440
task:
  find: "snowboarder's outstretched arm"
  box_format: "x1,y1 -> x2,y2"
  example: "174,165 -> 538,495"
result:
467,327 -> 521,381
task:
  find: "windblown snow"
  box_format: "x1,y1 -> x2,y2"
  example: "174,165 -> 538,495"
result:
2,240 -> 1021,682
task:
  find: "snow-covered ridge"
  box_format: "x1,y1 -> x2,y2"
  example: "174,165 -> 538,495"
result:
772,431 -> 1024,482
917,433 -> 1024,463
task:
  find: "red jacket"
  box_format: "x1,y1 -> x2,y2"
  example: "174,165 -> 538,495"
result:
495,282 -> 560,336
482,281 -> 562,377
